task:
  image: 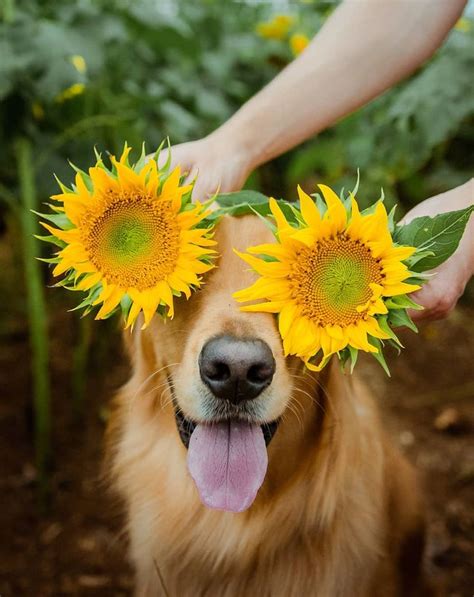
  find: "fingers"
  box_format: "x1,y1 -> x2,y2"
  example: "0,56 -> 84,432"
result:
408,278 -> 459,322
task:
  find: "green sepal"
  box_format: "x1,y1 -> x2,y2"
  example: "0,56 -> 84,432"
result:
368,337 -> 391,377
385,294 -> 422,310
348,345 -> 359,373
34,234 -> 66,248
377,315 -> 404,347
53,174 -> 73,194
338,345 -> 359,374
387,308 -> 418,333
312,193 -> 327,217
34,210 -> 74,230
338,347 -> 351,372
387,204 -> 397,234
93,146 -> 104,166
289,202 -> 306,226
68,161 -> 94,192
127,142 -> 144,173
37,256 -> 60,264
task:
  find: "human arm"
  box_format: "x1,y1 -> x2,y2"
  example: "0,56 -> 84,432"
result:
160,0 -> 467,199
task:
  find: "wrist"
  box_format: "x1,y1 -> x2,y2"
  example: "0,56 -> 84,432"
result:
209,116 -> 263,173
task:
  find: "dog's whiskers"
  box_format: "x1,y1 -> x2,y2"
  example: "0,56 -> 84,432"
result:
292,387 -> 326,414
128,362 -> 180,413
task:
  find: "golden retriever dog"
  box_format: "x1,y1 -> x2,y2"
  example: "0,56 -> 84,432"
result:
107,215 -> 430,597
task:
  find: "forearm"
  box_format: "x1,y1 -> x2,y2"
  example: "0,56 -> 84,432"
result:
214,0 -> 466,169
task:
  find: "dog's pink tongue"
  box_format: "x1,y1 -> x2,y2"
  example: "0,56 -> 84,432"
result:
187,421 -> 267,513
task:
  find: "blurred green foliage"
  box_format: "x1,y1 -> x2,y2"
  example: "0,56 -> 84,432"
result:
1,0 -> 472,208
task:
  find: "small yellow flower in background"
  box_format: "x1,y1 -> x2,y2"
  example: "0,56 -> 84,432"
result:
455,17 -> 471,33
234,185 -> 419,371
256,14 -> 295,40
70,54 -> 87,74
289,33 -> 310,56
55,83 -> 85,103
32,101 -> 45,121
40,145 -> 216,329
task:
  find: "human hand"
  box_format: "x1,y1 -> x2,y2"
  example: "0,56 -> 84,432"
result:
150,131 -> 253,204
402,179 -> 474,322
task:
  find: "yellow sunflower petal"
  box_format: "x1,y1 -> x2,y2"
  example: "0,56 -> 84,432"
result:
383,282 -> 421,296
246,243 -> 289,259
239,301 -> 286,313
278,302 -> 300,338
112,157 -> 142,190
75,172 -> 91,200
318,184 -> 346,232
269,197 -> 293,239
76,272 -> 102,291
156,281 -> 175,318
119,144 -> 132,164
96,287 -> 123,319
234,250 -> 291,277
125,300 -> 142,329
297,185 -> 321,229
40,222 -> 80,244
89,165 -> 118,195
166,273 -> 192,299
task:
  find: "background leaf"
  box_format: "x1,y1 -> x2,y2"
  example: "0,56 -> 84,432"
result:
395,205 -> 474,271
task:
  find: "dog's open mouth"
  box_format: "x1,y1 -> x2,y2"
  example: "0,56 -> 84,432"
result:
174,407 -> 279,449
173,404 -> 279,514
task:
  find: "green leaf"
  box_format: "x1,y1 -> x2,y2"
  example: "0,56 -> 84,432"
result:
212,192 -> 299,226
215,190 -> 268,208
394,205 -> 474,271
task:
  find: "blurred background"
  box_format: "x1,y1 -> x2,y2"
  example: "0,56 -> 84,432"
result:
0,1 -> 473,595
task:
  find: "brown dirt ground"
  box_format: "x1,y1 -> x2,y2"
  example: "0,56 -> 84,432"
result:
0,234 -> 473,595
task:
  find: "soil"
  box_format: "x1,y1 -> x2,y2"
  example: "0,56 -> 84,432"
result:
1,239 -> 473,595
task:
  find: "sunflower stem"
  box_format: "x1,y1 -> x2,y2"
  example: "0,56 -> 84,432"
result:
72,316 -> 92,418
16,137 -> 51,502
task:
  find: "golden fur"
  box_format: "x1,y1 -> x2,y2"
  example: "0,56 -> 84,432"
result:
107,216 -> 430,596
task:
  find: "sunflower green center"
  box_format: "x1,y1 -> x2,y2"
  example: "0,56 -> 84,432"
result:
81,193 -> 180,290
106,216 -> 153,263
290,235 -> 383,326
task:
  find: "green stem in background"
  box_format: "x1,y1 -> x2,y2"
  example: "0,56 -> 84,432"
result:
15,138 -> 51,499
0,0 -> 15,22
72,316 -> 92,418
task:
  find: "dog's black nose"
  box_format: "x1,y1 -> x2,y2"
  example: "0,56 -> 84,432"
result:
199,335 -> 275,404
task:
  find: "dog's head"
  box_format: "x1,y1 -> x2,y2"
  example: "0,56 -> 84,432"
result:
133,215 -> 323,512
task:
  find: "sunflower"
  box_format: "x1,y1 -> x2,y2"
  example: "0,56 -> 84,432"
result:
40,145 -> 216,328
234,185 -> 420,371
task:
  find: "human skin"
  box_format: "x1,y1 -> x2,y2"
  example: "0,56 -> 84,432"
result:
156,0 -> 470,320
